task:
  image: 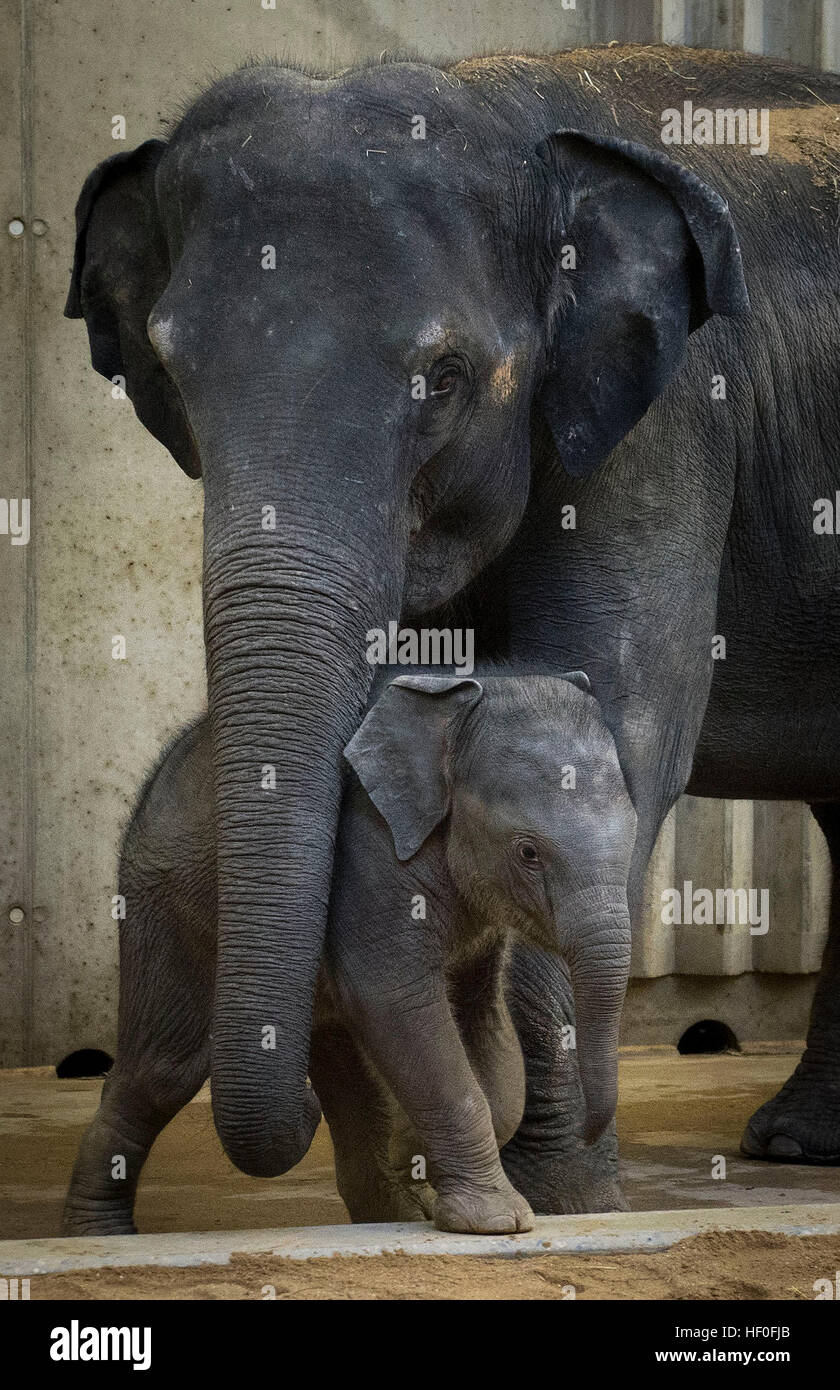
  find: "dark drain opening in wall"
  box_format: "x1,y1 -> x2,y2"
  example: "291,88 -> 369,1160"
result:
55,1048 -> 114,1079
678,1020 -> 740,1055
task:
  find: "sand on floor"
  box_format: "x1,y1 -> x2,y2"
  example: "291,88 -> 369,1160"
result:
26,1230 -> 840,1301
3,1048 -> 839,1299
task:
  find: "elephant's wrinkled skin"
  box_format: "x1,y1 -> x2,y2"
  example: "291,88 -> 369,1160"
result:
66,45 -> 840,1205
63,671 -> 635,1235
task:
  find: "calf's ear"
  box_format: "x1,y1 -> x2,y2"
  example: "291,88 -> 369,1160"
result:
344,675 -> 483,861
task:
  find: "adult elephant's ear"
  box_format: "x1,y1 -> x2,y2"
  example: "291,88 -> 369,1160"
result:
66,139 -> 200,478
533,130 -> 749,479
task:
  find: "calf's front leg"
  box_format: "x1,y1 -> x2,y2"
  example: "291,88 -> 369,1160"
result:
327,814 -> 533,1234
339,963 -> 533,1234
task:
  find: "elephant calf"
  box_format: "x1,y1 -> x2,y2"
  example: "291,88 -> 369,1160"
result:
63,669 -> 636,1236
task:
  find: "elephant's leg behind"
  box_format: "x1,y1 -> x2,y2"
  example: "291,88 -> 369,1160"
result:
309,1008 -> 434,1223
450,941 -> 526,1152
741,801 -> 840,1163
500,941 -> 627,1214
63,725 -> 216,1235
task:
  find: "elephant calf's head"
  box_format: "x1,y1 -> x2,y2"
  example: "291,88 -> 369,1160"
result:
345,670 -> 637,1144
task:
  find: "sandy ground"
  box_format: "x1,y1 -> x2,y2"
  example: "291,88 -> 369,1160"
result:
2,1049 -> 837,1241
26,1230 -> 840,1300
2,1048 -> 839,1298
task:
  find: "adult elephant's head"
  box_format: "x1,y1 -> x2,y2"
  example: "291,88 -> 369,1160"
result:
66,62 -> 747,1177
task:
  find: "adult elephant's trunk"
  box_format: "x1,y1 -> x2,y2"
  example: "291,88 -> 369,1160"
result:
561,890 -> 633,1146
201,445 -> 398,1177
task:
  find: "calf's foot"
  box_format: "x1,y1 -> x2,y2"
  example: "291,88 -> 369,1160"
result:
433,1175 -> 534,1234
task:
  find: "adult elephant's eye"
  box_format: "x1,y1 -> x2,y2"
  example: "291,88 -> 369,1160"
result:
429,358 -> 465,397
517,840 -> 543,870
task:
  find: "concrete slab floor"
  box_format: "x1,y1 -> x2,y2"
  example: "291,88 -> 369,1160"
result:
1,1046 -> 837,1243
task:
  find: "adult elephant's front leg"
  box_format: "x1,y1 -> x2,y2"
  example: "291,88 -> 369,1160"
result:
501,942 -> 626,1213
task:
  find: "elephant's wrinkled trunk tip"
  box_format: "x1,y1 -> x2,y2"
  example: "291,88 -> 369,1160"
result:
216,1087 -> 322,1179
567,908 -> 633,1149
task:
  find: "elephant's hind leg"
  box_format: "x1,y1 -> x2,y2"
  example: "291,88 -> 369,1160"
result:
63,884 -> 212,1235
309,1018 -> 434,1223
450,942 -> 526,1152
61,1059 -> 206,1236
63,718 -> 216,1235
741,801 -> 840,1164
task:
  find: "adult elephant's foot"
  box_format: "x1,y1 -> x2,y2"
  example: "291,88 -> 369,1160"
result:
740,1064 -> 840,1163
433,1175 -> 534,1234
500,1129 -> 628,1214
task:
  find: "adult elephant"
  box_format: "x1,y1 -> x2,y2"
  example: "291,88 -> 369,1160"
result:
65,44 -> 838,1204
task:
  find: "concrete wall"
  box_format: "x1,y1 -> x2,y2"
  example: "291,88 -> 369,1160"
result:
1,0 -> 836,1066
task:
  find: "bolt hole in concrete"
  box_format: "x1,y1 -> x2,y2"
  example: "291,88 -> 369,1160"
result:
677,1019 -> 740,1054
55,1049 -> 113,1079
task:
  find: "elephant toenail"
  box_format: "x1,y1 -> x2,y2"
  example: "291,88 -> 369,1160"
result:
766,1134 -> 803,1158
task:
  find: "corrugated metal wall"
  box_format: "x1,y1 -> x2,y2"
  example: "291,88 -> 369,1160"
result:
1,0 -> 835,1066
